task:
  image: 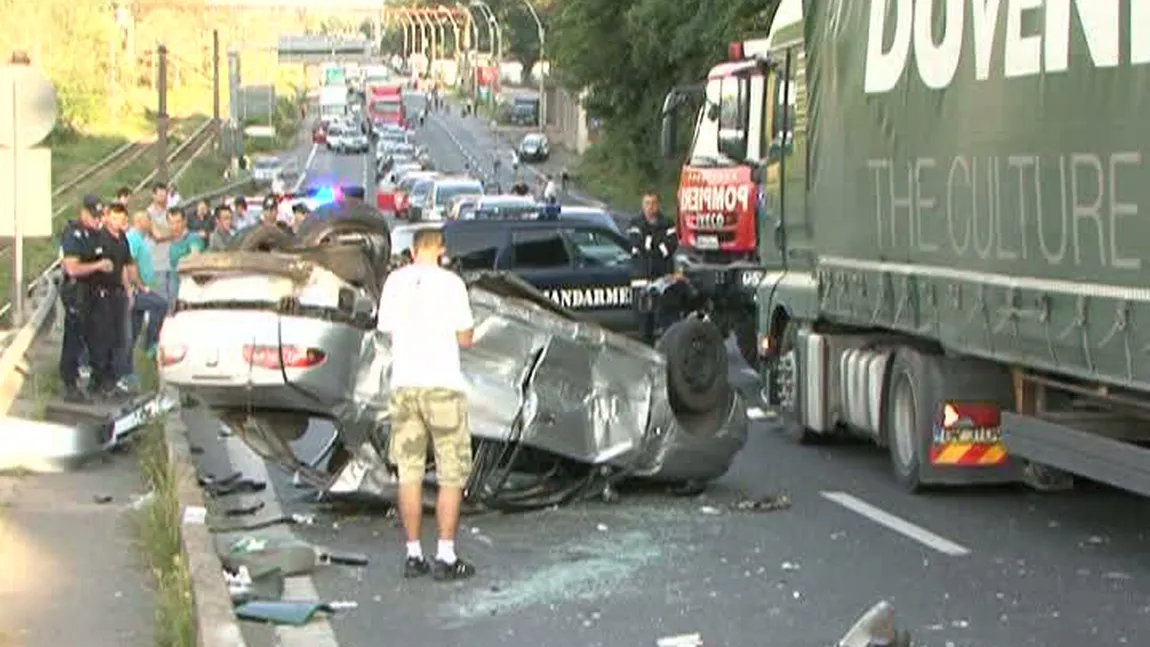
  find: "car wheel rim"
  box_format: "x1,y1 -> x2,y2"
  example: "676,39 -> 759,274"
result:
891,374 -> 917,470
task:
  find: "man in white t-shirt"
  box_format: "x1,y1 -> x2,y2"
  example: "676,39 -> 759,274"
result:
377,228 -> 477,581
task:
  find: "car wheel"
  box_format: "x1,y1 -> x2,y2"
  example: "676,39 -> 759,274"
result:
656,318 -> 729,414
298,212 -> 392,256
230,225 -> 296,252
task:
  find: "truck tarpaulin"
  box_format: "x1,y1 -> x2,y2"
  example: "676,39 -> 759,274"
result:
802,0 -> 1150,391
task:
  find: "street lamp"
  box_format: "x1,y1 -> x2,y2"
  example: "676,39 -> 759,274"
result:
395,11 -> 413,58
469,1 -> 502,61
435,5 -> 461,58
519,0 -> 546,129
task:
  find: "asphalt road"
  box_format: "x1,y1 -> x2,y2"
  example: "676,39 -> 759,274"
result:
182,92 -> 1150,647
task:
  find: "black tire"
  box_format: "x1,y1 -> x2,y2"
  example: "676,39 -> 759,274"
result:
767,321 -> 822,444
230,225 -> 296,252
656,318 -> 729,414
884,347 -> 939,492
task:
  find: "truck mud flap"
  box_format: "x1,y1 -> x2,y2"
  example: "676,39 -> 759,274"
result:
1002,412 -> 1150,497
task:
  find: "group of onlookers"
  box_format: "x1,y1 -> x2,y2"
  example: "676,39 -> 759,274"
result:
57,180 -> 310,401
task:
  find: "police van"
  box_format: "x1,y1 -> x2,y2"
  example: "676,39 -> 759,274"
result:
391,218 -> 638,334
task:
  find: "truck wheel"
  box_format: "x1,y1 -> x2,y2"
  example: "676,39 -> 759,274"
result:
769,321 -> 821,444
656,318 -> 729,414
231,225 -> 296,252
884,347 -> 940,492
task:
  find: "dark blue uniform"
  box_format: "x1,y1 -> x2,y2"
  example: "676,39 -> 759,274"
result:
86,228 -> 134,395
627,212 -> 679,344
58,220 -> 96,394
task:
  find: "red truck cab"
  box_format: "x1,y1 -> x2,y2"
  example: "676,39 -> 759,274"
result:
367,83 -> 405,129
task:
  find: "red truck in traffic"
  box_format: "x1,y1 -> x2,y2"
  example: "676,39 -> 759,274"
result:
367,83 -> 405,128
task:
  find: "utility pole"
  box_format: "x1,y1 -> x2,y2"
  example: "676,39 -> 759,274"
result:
212,30 -> 220,134
156,44 -> 169,186
227,49 -> 241,168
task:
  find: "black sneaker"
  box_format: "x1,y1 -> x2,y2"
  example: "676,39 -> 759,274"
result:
62,386 -> 89,403
403,556 -> 430,579
432,557 -> 475,581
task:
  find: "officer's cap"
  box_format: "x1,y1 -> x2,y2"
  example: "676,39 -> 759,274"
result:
82,195 -> 104,215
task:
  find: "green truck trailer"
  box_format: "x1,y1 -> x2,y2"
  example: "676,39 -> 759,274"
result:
662,0 -> 1150,495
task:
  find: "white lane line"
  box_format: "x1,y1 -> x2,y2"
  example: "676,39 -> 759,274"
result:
821,491 -> 971,557
221,432 -> 341,646
291,143 -> 319,192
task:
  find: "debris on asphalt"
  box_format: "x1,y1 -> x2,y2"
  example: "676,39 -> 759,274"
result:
198,471 -> 240,487
223,536 -> 368,576
781,561 -> 800,571
731,493 -> 791,512
596,523 -> 608,531
210,512 -> 315,533
699,505 -> 721,515
205,478 -> 266,498
92,494 -> 113,504
656,633 -> 703,647
234,600 -> 337,626
223,501 -> 265,517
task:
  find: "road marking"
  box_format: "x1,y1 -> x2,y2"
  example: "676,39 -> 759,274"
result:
821,491 -> 971,556
290,143 -> 319,192
220,430 -> 341,646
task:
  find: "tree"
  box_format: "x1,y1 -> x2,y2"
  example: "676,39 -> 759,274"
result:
552,0 -> 780,189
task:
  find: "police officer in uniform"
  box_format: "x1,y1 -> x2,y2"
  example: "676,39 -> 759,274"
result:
627,193 -> 679,344
59,195 -> 112,401
86,203 -> 136,399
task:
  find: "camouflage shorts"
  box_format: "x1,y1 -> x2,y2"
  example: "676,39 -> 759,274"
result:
387,387 -> 472,488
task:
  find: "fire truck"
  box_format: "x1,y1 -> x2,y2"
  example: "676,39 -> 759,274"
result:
660,24 -> 794,366
367,82 -> 406,129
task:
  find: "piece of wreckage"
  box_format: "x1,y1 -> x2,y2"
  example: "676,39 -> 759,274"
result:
158,201 -> 747,511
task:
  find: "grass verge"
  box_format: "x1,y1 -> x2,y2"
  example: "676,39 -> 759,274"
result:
136,351 -> 193,647
137,417 -> 196,647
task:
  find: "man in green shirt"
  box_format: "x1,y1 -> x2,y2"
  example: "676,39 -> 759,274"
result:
167,208 -> 204,300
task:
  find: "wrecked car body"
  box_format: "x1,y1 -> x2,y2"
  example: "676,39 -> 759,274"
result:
159,204 -> 747,509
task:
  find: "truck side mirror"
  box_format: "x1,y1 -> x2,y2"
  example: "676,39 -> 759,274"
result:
660,112 -> 677,159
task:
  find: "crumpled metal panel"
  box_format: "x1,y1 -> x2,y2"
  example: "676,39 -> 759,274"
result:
340,274 -> 747,479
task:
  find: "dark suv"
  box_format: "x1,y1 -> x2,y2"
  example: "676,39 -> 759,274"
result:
391,219 -> 638,334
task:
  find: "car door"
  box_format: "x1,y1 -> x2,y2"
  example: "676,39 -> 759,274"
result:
506,228 -> 582,311
561,226 -> 636,333
508,227 -> 630,329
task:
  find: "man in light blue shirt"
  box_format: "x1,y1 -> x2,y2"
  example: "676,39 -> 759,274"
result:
117,211 -> 170,386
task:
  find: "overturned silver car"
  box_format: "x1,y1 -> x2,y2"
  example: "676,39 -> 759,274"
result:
159,202 -> 747,510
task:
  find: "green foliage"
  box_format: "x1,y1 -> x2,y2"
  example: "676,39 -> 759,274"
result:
553,0 -> 780,191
